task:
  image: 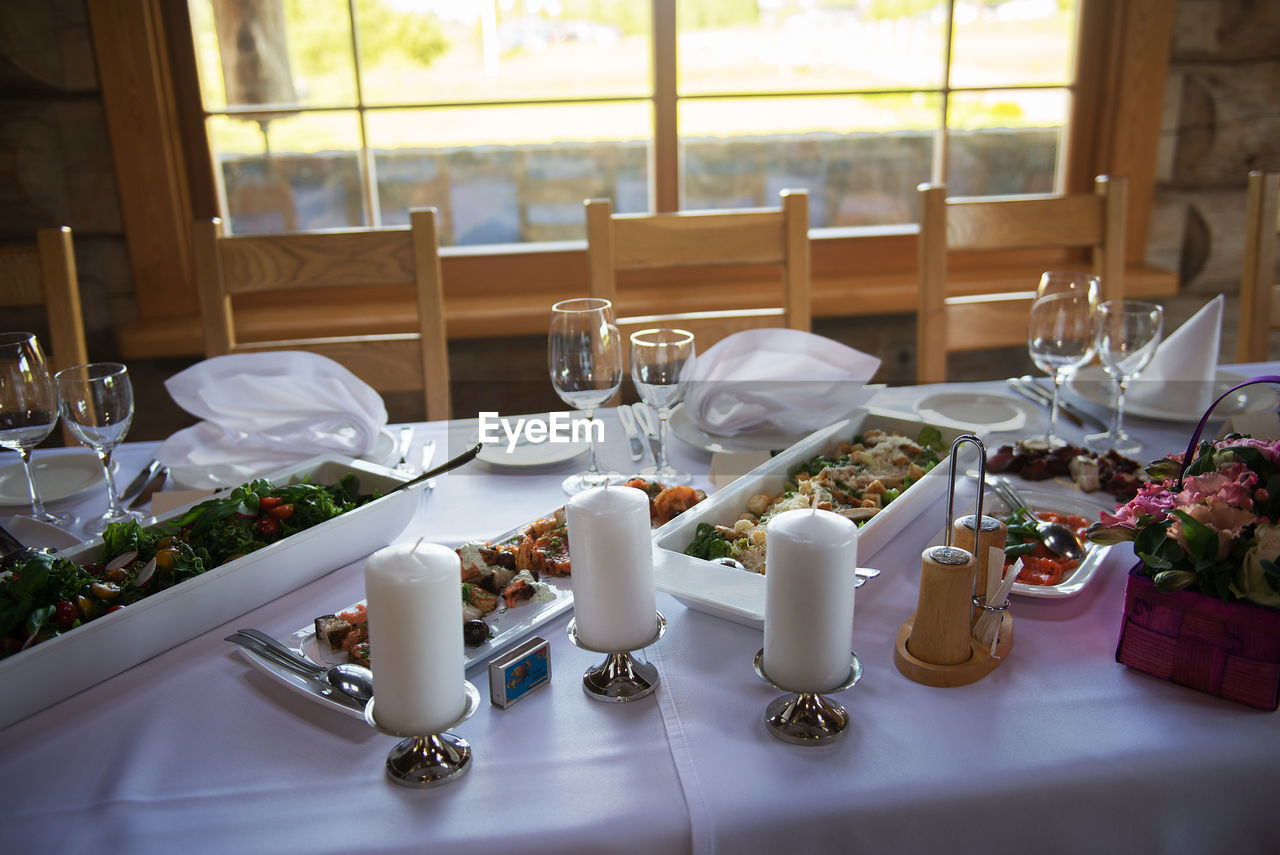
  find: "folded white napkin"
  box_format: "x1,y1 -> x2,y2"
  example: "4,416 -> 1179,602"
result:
684,329 -> 881,436
156,352 -> 388,489
1126,295 -> 1222,412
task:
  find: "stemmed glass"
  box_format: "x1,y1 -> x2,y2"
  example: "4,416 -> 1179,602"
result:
548,298 -> 624,494
630,328 -> 696,486
1026,271 -> 1099,448
1084,301 -> 1164,455
54,363 -> 144,534
0,332 -> 69,525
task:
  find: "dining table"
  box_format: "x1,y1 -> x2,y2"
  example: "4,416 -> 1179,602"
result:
3,367 -> 1279,855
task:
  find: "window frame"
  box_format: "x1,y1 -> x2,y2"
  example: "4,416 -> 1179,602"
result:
99,0 -> 1176,359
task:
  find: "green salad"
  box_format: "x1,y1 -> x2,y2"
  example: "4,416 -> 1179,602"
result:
0,475 -> 375,659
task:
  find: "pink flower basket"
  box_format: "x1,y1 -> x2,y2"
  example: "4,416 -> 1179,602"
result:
1117,567 -> 1280,710
1111,375 -> 1280,711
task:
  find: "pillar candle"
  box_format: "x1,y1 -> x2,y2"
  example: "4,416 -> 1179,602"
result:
565,485 -> 656,651
763,508 -> 858,693
364,541 -> 465,734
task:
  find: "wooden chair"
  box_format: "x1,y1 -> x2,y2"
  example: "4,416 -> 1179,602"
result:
916,174 -> 1127,384
585,189 -> 811,357
0,227 -> 88,444
1236,170 -> 1280,363
192,208 -> 451,421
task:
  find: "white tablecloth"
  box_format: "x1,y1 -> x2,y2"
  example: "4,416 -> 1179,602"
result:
3,372 -> 1279,855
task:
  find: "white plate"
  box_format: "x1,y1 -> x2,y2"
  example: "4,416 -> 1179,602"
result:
251,525 -> 576,717
0,453 -> 117,506
669,386 -> 886,454
0,455 -> 420,730
1066,367 -> 1276,422
941,485 -> 1114,600
653,411 -> 965,628
913,392 -> 1033,433
476,437 -> 588,468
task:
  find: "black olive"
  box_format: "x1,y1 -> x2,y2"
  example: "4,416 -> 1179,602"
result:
463,619 -> 490,646
494,552 -> 516,570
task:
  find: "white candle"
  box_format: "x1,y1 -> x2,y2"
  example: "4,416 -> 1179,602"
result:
565,485 -> 656,651
364,541 -> 465,734
763,508 -> 858,692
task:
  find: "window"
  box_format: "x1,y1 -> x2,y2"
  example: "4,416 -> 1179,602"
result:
188,0 -> 1081,242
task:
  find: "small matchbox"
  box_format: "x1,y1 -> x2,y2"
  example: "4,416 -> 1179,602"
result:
489,636 -> 551,708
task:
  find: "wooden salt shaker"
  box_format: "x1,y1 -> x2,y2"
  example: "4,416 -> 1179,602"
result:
894,434 -> 1012,687
952,514 -> 1008,616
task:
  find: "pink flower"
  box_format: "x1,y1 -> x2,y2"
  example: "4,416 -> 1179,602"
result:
1099,480 -> 1179,529
1178,464 -> 1258,510
1169,501 -> 1259,560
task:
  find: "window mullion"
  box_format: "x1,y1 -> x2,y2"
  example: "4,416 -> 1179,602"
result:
348,0 -> 380,228
652,0 -> 678,213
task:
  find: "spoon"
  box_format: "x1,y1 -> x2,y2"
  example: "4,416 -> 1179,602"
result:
988,475 -> 1086,561
225,629 -> 373,707
714,556 -> 881,588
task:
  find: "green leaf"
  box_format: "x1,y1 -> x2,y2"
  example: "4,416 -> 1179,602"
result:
1171,510 -> 1216,562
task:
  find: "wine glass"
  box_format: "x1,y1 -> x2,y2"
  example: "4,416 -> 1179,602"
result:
548,298 -> 624,494
0,332 -> 70,525
1026,271 -> 1099,448
54,362 -> 144,534
630,328 -> 696,486
1084,301 -> 1164,455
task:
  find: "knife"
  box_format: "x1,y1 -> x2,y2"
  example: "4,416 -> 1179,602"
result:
1008,376 -> 1104,430
120,459 -> 161,501
616,405 -> 645,462
631,403 -> 662,464
128,466 -> 168,510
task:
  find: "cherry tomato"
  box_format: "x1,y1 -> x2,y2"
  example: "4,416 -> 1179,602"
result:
265,503 -> 294,520
256,516 -> 281,537
259,496 -> 283,509
106,605 -> 125,614
54,601 -> 79,631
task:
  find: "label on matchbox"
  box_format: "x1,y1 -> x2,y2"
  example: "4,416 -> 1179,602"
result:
489,636 -> 551,708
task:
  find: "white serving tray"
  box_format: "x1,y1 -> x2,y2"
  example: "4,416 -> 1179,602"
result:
652,410 -> 966,628
0,455 -> 421,730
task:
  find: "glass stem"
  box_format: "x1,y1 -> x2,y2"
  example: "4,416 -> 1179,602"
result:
1113,377 -> 1130,439
1049,372 -> 1065,444
657,410 -> 671,472
98,448 -> 123,514
582,409 -> 600,476
18,447 -> 48,519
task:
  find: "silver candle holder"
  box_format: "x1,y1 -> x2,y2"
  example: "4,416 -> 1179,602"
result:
566,611 -> 666,702
754,649 -> 863,745
365,681 -> 480,788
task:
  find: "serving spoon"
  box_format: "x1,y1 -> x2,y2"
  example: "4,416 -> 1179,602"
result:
225,629 -> 373,707
0,524 -> 54,573
987,475 -> 1086,561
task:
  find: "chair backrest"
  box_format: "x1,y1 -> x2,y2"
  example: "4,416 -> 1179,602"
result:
192,208 -> 451,421
0,227 -> 88,446
585,189 -> 811,355
916,174 -> 1127,384
1236,170 -> 1280,363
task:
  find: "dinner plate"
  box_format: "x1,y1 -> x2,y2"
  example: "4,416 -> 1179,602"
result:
1065,367 -> 1276,422
472,413 -> 590,467
941,484 -> 1114,600
913,392 -> 1033,433
0,453 -> 116,506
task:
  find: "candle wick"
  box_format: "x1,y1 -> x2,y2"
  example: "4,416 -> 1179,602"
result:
411,537 -> 425,554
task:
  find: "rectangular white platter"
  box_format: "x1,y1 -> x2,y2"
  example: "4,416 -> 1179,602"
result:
0,454 -> 421,730
651,410 -> 968,628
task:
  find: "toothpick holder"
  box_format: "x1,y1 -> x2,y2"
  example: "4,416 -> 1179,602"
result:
754,649 -> 863,745
567,612 -> 666,702
893,435 -> 1014,687
365,681 -> 481,788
